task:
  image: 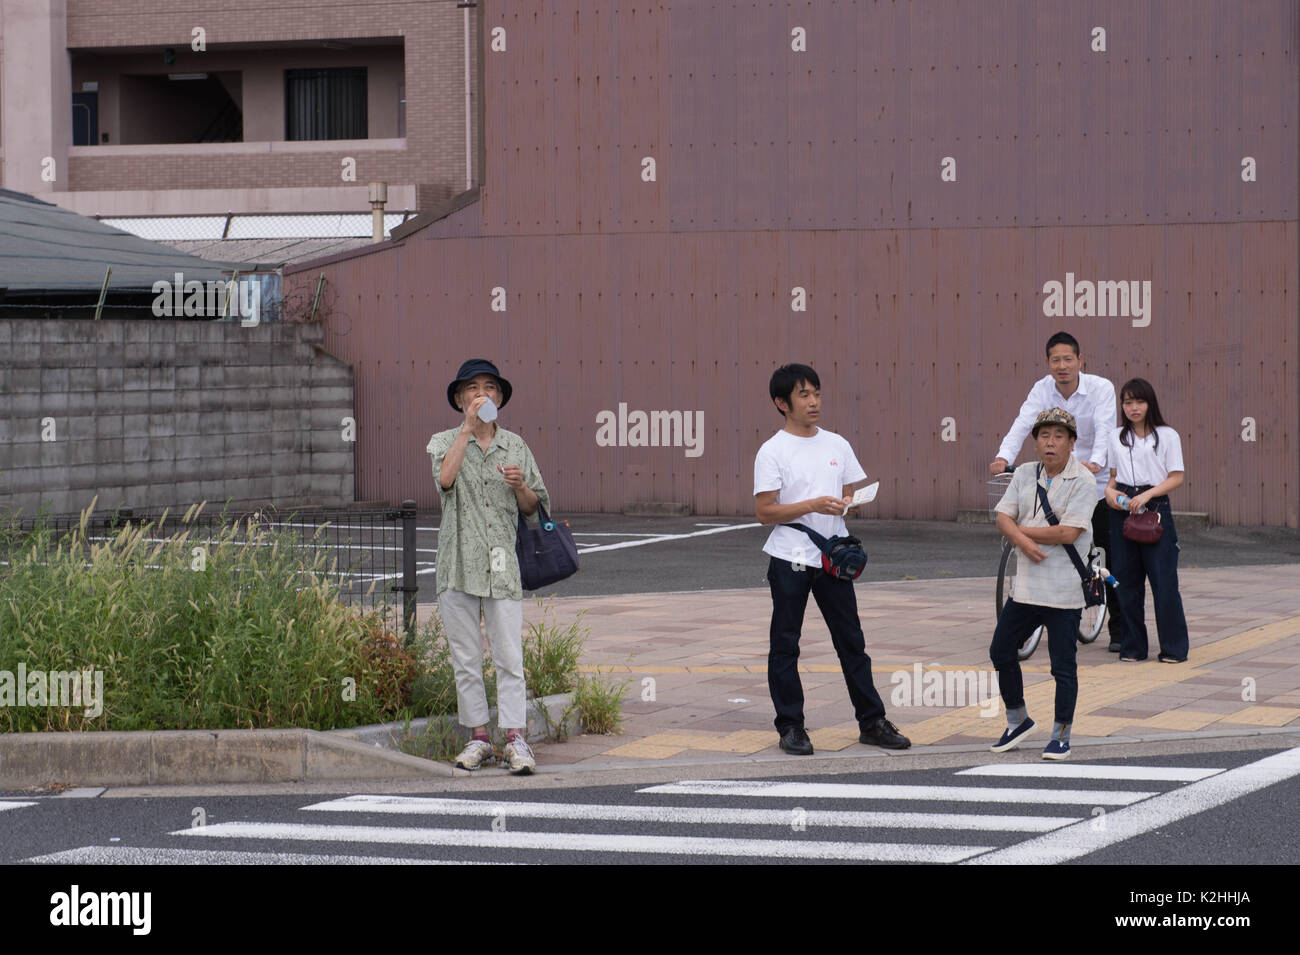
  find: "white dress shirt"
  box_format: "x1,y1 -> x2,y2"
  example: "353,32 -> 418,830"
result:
1108,426 -> 1184,487
996,372 -> 1117,496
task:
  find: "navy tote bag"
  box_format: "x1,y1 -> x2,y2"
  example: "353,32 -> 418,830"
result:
515,503 -> 579,591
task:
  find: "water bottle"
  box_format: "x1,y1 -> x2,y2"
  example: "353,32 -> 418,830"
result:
477,397 -> 498,422
1117,494 -> 1129,509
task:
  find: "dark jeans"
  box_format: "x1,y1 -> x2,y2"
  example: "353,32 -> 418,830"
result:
989,598 -> 1081,724
1090,497 -> 1123,638
1108,493 -> 1190,660
766,556 -> 886,734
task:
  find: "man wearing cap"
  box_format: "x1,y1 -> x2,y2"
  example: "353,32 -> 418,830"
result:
426,359 -> 550,775
989,408 -> 1097,760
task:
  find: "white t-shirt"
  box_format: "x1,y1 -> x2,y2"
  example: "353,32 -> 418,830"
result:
754,427 -> 867,564
1108,426 -> 1184,486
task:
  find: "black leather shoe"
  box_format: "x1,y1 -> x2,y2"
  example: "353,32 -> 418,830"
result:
860,717 -> 911,750
778,726 -> 814,755
1108,641 -> 1123,652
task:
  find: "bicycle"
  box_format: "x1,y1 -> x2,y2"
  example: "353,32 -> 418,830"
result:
988,468 -> 1107,660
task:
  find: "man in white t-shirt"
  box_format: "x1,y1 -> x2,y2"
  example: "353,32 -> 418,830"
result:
989,331 -> 1122,649
753,363 -> 910,756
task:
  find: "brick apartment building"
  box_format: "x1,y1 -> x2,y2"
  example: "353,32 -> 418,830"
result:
0,0 -> 480,231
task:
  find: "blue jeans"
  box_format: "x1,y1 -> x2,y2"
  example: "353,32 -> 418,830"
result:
766,556 -> 886,733
1109,495 -> 1190,660
989,599 -> 1081,724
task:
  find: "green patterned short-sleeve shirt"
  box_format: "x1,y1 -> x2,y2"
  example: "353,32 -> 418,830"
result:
427,426 -> 550,600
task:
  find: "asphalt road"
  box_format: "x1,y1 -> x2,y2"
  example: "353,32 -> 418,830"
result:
5,736 -> 1296,867
483,515 -> 1300,598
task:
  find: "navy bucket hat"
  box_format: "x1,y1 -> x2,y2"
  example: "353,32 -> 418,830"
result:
447,358 -> 513,412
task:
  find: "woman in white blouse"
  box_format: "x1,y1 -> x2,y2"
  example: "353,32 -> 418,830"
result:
1104,378 -> 1190,663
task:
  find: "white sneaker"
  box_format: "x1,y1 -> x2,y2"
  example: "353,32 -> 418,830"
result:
501,736 -> 535,775
454,738 -> 495,770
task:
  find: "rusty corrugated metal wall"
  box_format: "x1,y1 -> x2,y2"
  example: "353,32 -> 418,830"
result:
288,0 -> 1300,527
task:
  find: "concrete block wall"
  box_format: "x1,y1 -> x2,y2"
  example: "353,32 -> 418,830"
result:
0,319 -> 355,518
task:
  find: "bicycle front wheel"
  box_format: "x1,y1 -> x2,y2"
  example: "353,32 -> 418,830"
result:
996,540 -> 1042,660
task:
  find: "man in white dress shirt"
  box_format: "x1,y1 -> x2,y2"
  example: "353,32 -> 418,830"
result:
988,331 -> 1121,648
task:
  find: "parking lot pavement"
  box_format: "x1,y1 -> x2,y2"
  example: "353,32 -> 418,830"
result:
406,513 -> 1300,598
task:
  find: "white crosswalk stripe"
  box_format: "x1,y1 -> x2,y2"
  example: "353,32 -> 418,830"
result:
0,801 -> 37,813
636,780 -> 1157,805
301,794 -> 1076,832
956,763 -> 1224,782
175,821 -> 992,862
26,759 -> 1271,865
26,847 -> 513,865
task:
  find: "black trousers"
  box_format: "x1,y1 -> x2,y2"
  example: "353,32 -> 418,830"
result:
766,556 -> 886,734
1090,498 -> 1124,639
989,599 -> 1081,724
1109,490 -> 1190,661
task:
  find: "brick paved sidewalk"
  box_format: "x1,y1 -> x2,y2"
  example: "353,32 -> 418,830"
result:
419,565 -> 1300,768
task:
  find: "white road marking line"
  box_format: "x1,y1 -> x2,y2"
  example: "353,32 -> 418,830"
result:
570,532 -> 678,538
956,764 -> 1224,782
175,822 -> 990,862
574,523 -> 762,554
963,746 -> 1300,865
25,846 -> 513,865
302,795 -> 1077,832
0,802 -> 37,812
638,780 -> 1155,806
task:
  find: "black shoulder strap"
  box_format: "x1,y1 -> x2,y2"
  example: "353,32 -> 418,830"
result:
1033,464 -> 1093,583
782,522 -> 831,554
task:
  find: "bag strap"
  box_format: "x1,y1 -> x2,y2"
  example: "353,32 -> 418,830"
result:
781,522 -> 832,554
518,501 -> 554,530
1033,464 -> 1094,584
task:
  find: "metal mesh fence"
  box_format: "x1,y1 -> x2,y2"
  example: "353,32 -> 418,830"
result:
0,502 -> 420,636
99,213 -> 414,242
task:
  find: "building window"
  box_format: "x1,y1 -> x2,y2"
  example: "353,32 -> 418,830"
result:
285,68 -> 367,141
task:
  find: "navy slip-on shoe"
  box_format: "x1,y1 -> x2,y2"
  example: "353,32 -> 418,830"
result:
990,717 -> 1036,753
1042,739 -> 1071,760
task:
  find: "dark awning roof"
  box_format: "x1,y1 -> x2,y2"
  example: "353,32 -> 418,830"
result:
0,189 -> 245,293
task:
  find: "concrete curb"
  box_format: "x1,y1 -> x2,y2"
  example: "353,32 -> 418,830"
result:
526,725 -> 1300,776
0,693 -> 578,790
328,692 -> 577,751
0,728 -> 458,789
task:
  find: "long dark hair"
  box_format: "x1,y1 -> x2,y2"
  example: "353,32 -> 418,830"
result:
1118,377 -> 1169,450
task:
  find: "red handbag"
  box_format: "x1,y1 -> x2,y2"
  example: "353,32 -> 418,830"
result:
1123,509 -> 1163,544
1122,445 -> 1166,544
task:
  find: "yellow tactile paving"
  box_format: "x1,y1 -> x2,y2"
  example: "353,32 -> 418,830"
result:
807,726 -> 861,751
1071,715 -> 1141,737
1134,710 -> 1227,731
1217,705 -> 1300,727
626,732 -> 727,747
600,741 -> 691,759
896,712 -> 1002,745
1190,617 -> 1300,665
711,730 -> 777,753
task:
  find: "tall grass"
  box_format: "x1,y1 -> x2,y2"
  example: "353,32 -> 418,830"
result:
0,498 -> 415,732
0,501 -> 602,739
